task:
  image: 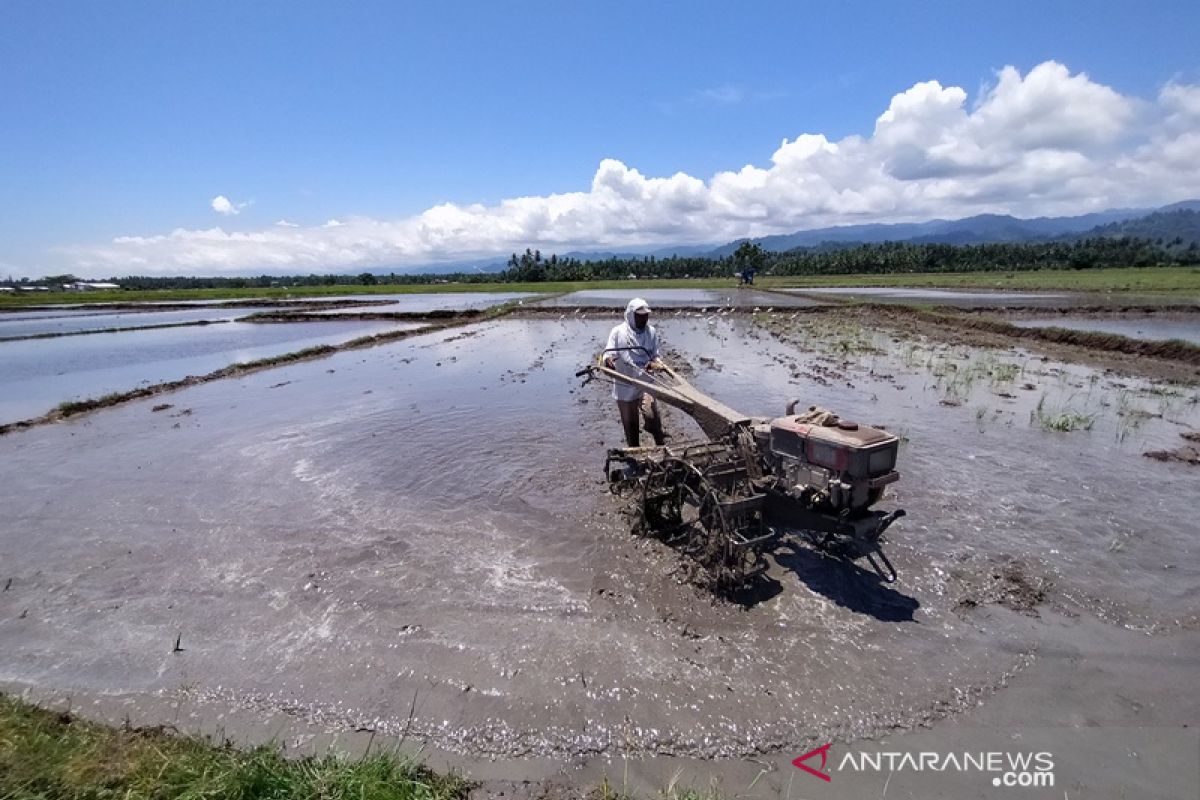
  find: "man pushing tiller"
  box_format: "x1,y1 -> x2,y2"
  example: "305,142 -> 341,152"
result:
603,298 -> 666,447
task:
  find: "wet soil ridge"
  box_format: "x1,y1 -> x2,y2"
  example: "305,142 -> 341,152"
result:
0,318 -> 231,343
0,322 -> 454,437
904,306 -> 1200,365
0,298 -> 396,314
1144,431 -> 1200,465
243,308 -> 486,323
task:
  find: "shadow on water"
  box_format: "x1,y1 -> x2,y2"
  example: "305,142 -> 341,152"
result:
727,575 -> 785,607
771,538 -> 921,622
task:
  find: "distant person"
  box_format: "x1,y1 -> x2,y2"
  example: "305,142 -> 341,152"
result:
604,298 -> 666,447
737,267 -> 756,286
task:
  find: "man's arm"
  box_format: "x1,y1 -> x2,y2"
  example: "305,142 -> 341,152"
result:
645,329 -> 663,370
604,328 -> 617,368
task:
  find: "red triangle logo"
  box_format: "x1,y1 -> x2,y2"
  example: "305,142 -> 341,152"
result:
792,743 -> 833,782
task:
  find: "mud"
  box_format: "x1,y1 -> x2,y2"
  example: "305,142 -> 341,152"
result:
1144,431 -> 1200,464
1,308 -> 1198,796
1010,311 -> 1200,346
863,305 -> 1200,383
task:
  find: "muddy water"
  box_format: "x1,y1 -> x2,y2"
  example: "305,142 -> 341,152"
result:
0,306 -> 278,339
1010,315 -> 1200,345
0,315 -> 1197,786
678,314 -> 1200,629
782,286 -> 1200,308
535,288 -> 827,308
0,319 -> 420,423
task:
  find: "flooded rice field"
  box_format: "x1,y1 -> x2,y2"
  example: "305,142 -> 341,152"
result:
0,318 -> 420,424
308,291 -> 540,314
0,306 -> 279,339
534,288 -> 827,308
1,304 -> 1198,794
1011,314 -> 1200,346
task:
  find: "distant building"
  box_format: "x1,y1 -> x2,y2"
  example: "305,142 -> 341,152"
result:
68,281 -> 121,291
0,286 -> 14,293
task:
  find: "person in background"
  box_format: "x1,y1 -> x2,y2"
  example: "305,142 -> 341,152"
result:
604,298 -> 666,447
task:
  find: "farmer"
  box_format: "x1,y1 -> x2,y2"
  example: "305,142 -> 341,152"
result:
604,298 -> 666,447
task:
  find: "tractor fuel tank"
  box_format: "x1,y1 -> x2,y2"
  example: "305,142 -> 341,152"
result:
764,415 -> 901,514
768,416 -> 899,479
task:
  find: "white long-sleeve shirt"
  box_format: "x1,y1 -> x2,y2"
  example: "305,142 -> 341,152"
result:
605,303 -> 660,402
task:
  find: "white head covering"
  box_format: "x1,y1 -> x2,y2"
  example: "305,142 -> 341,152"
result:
624,297 -> 652,328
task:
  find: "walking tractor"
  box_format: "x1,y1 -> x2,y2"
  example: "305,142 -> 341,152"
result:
578,352 -> 906,593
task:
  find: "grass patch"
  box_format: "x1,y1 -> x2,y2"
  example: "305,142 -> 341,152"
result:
0,694 -> 469,800
1031,394 -> 1096,432
56,393 -> 127,417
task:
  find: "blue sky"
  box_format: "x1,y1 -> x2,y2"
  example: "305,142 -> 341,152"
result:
2,0 -> 1199,276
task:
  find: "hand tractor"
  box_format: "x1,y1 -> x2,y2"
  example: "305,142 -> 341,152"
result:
578,352 -> 905,593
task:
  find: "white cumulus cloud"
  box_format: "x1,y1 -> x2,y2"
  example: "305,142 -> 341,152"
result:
210,195 -> 249,216
64,61 -> 1200,275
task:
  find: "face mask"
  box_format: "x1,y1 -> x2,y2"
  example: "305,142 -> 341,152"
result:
633,313 -> 649,330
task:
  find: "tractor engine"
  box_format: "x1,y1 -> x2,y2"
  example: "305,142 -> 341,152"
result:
756,414 -> 900,517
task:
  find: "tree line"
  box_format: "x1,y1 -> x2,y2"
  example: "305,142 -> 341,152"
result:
8,236 -> 1196,290
496,236 -> 1197,282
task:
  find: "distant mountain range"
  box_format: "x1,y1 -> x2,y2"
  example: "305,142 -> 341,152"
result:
375,199 -> 1200,274
692,200 -> 1200,258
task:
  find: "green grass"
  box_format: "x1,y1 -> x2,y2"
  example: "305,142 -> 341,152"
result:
0,695 -> 736,800
0,694 -> 469,800
55,393 -> 126,417
4,266 -> 1198,307
1031,394 -> 1096,432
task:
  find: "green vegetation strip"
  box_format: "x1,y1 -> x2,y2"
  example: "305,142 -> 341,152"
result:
0,318 -> 231,343
4,267 -> 1199,309
0,694 -> 468,800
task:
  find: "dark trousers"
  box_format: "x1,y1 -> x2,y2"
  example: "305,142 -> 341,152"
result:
617,395 -> 665,447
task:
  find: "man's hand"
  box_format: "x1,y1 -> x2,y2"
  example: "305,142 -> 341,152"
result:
604,357 -> 615,369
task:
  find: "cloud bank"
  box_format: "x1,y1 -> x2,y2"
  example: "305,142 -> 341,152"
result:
71,62 -> 1200,275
